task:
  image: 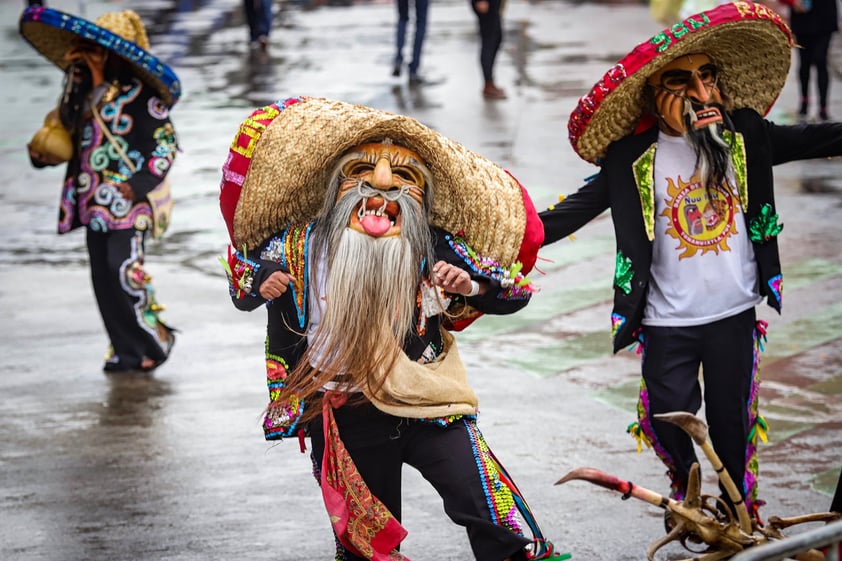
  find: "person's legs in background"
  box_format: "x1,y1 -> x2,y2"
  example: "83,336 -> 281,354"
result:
88,228 -> 174,373
796,34 -> 814,120
813,33 -> 833,120
243,0 -> 259,42
393,0 -> 410,76
243,0 -> 272,50
472,0 -> 505,99
408,0 -> 429,82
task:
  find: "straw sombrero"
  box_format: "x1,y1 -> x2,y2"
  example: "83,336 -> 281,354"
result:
568,1 -> 793,165
19,6 -> 181,107
219,96 -> 543,275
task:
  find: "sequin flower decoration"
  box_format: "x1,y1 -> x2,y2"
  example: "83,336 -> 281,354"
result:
627,421 -> 652,453
219,245 -> 257,299
749,204 -> 783,243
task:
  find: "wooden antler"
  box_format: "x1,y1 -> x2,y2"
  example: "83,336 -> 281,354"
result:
556,465 -> 754,558
654,412 -> 753,534
557,412 -> 840,560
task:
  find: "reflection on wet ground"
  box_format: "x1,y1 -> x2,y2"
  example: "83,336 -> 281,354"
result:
100,373 -> 174,428
1,0 -> 841,559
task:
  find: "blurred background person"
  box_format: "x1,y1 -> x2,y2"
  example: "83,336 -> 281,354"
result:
470,0 -> 506,99
781,0 -> 839,121
393,0 -> 429,85
244,0 -> 273,51
20,6 -> 181,373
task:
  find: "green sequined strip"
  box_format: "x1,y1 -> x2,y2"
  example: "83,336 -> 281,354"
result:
632,143 -> 657,242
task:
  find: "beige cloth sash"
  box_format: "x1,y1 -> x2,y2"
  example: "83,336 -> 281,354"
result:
363,329 -> 478,419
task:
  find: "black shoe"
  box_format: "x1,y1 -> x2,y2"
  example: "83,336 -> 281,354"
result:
392,65 -> 401,77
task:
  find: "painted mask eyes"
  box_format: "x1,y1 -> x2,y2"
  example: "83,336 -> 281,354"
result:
660,65 -> 718,94
340,160 -> 426,188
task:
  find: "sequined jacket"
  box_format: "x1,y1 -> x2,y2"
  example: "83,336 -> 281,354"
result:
59,77 -> 178,234
227,223 -> 533,440
540,108 -> 842,353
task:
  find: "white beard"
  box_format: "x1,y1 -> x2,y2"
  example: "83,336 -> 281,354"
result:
305,228 -> 422,385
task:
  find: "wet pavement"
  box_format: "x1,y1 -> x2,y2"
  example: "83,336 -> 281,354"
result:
0,0 -> 840,560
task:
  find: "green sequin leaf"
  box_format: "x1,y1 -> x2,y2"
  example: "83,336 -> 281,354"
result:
749,204 -> 783,243
614,251 -> 634,295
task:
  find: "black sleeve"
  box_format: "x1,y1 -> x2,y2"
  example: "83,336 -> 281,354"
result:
225,238 -> 290,312
762,116 -> 842,165
539,171 -> 610,246
432,228 -> 532,315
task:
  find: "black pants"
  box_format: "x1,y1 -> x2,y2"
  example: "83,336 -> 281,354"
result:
87,228 -> 171,371
472,0 -> 503,83
639,307 -> 759,511
243,0 -> 272,42
308,402 -> 532,561
795,32 -> 833,109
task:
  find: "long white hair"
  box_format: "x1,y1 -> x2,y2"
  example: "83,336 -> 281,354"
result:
279,151 -> 436,411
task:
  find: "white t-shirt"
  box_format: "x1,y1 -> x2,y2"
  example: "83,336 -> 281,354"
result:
642,132 -> 762,326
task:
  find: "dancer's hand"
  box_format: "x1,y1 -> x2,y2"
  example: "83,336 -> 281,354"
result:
260,271 -> 295,299
432,261 -> 483,296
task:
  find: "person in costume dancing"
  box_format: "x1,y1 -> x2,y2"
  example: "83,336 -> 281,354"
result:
219,96 -> 566,561
20,6 -> 180,373
539,1 -> 842,525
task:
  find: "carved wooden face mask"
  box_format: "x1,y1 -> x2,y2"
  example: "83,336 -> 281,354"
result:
647,53 -> 725,136
64,40 -> 108,88
337,141 -> 430,238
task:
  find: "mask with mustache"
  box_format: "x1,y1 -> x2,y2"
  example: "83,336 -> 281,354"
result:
282,142 -> 437,407
59,63 -> 92,133
681,98 -> 736,197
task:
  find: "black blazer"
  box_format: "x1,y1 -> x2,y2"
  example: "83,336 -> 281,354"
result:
540,108 -> 842,352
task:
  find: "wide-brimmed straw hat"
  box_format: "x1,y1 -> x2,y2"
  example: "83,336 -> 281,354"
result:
568,1 -> 793,165
19,6 -> 181,107
219,96 -> 543,274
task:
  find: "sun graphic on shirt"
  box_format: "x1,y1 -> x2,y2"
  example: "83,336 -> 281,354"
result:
661,173 -> 739,259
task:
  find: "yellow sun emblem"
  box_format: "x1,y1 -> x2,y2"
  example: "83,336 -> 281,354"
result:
661,173 -> 739,259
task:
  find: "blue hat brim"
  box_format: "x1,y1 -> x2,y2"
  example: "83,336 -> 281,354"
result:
19,6 -> 181,107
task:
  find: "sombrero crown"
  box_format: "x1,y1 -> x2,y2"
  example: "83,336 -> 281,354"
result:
219,96 -> 543,274
568,1 -> 793,165
19,6 -> 181,107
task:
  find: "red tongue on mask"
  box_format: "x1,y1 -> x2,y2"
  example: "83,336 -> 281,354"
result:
360,214 -> 391,237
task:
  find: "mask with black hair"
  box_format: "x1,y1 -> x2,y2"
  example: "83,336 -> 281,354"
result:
682,99 -> 736,198
58,62 -> 92,133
